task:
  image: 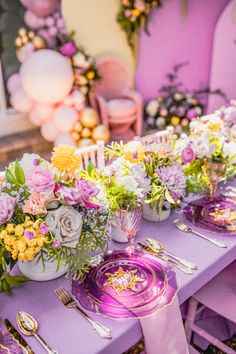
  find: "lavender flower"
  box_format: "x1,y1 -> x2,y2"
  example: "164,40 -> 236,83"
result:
156,163 -> 186,200
53,240 -> 61,248
24,230 -> 35,240
60,41 -> 77,57
39,223 -> 49,235
0,193 -> 16,225
33,158 -> 40,166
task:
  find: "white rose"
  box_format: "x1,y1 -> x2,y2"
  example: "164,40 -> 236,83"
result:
73,52 -> 89,68
116,175 -> 138,194
224,141 -> 236,162
46,206 -> 83,248
146,100 -> 159,117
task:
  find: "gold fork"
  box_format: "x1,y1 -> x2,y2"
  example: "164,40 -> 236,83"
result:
174,219 -> 227,248
55,287 -> 112,339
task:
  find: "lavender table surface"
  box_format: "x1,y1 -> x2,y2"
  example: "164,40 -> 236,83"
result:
1,197 -> 236,354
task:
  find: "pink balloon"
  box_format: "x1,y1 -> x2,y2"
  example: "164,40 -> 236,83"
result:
20,0 -> 59,17
63,94 -> 74,106
29,110 -> 42,126
41,121 -> 58,142
37,29 -> 55,48
24,10 -> 44,29
30,103 -> 54,123
10,88 -> 33,113
72,90 -> 85,111
7,73 -> 22,94
55,133 -> 76,146
52,105 -> 78,133
48,26 -> 58,37
16,43 -> 35,63
20,49 -> 74,104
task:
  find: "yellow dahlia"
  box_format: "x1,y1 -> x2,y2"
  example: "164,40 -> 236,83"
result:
51,145 -> 82,173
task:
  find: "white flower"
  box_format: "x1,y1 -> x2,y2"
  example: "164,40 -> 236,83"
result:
124,140 -> 142,152
156,117 -> 166,128
19,153 -> 55,177
116,175 -> 138,194
146,100 -> 159,117
46,206 -> 83,248
73,52 -> 89,68
224,141 -> 236,162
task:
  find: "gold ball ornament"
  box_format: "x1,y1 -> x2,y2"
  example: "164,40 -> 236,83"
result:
21,36 -> 29,45
92,125 -> 110,143
73,121 -> 83,133
80,108 -> 98,129
33,36 -> 46,49
28,31 -> 35,40
18,28 -> 27,37
72,132 -> 81,142
15,37 -> 23,47
77,138 -> 94,148
81,127 -> 92,138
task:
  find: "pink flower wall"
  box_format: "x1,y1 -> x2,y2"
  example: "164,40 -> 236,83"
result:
136,0 -> 229,102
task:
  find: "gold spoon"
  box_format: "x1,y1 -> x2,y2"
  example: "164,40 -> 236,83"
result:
16,311 -> 58,354
146,237 -> 198,270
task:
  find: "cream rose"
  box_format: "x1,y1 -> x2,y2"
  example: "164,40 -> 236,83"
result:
46,206 -> 83,248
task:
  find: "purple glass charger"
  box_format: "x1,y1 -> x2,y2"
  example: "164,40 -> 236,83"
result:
72,249 -> 178,319
0,319 -> 23,354
184,196 -> 236,235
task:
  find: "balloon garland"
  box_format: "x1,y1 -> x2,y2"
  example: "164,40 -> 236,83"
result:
7,0 -> 110,147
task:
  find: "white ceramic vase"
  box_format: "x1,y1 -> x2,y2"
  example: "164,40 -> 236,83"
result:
111,212 -> 128,243
18,256 -> 68,281
143,201 -> 171,222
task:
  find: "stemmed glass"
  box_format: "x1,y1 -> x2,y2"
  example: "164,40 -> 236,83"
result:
118,205 -> 143,253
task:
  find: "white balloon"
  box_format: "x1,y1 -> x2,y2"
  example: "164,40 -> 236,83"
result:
52,105 -> 78,133
41,121 -> 58,142
10,88 -> 33,113
20,49 -> 74,104
55,133 -> 76,146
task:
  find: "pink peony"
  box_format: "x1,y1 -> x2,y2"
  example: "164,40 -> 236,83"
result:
27,169 -> 55,193
181,146 -> 195,164
23,192 -> 49,215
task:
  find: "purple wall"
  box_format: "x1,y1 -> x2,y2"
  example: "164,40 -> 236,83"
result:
136,0 -> 229,102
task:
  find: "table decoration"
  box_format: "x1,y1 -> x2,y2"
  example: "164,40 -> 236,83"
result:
183,196 -> 236,235
0,145 -> 110,287
0,319 -> 23,354
72,249 -> 178,318
174,114 -> 236,195
105,140 -> 186,222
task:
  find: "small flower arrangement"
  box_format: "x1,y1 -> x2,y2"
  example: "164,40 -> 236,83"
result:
145,63 -> 225,135
104,140 -> 186,214
0,145 -> 110,292
174,115 -> 236,193
117,0 -> 161,51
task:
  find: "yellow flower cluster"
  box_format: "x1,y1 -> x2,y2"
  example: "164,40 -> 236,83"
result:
0,218 -> 47,262
51,145 -> 82,173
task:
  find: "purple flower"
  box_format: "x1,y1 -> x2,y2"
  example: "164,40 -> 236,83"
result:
55,178 -> 100,209
33,159 -> 40,166
187,108 -> 198,119
0,194 -> 16,225
52,240 -> 61,248
156,163 -> 186,201
39,223 -> 49,235
181,146 -> 195,164
27,169 -> 55,193
60,41 -> 77,57
24,230 -> 36,240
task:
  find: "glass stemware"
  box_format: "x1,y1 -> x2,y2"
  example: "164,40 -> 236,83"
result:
118,205 -> 143,253
204,159 -> 226,196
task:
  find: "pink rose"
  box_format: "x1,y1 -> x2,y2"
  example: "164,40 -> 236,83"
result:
27,169 -> 55,193
23,192 -> 49,215
181,146 -> 195,164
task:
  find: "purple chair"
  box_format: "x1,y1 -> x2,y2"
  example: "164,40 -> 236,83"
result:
90,56 -> 143,142
185,261 -> 236,354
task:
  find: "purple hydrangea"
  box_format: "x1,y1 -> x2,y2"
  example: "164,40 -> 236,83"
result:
156,163 -> 186,201
0,194 -> 16,225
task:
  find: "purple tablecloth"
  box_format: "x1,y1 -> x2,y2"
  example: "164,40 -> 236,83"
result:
1,194 -> 236,353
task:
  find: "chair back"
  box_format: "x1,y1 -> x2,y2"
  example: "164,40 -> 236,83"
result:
134,126 -> 174,146
94,56 -> 131,100
75,140 -> 105,170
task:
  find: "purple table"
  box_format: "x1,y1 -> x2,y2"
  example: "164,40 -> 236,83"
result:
1,198 -> 236,354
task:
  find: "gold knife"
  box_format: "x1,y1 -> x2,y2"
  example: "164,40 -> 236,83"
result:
4,319 -> 35,354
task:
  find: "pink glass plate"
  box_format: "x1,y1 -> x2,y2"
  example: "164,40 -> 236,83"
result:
184,196 -> 236,235
72,249 -> 178,318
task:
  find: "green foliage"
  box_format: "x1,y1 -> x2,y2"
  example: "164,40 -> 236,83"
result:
184,159 -> 208,194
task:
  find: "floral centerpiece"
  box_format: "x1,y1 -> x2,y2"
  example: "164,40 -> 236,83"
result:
174,115 -> 236,195
105,140 -> 186,222
0,145 -> 110,290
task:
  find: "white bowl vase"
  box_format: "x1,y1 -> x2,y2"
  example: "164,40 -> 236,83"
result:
143,201 -> 171,222
18,256 -> 68,281
111,212 -> 128,243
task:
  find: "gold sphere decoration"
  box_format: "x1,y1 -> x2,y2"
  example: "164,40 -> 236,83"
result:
80,108 -> 98,129
72,132 -> 81,142
18,28 -> 27,37
21,36 -> 29,45
15,37 -> 22,47
73,121 -> 83,133
92,125 -> 110,143
81,127 -> 92,138
77,138 -> 94,148
28,31 -> 35,40
33,36 -> 46,49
